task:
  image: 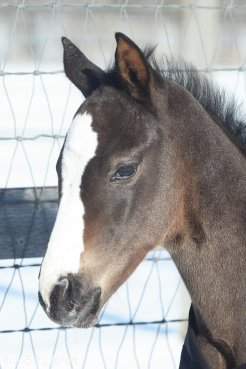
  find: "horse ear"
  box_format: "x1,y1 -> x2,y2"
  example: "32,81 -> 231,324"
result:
61,37 -> 104,97
115,33 -> 150,101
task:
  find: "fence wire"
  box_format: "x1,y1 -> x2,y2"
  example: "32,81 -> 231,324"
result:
1,1 -> 246,369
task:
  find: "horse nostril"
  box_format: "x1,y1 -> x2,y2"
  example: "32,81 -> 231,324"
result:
58,277 -> 70,297
49,275 -> 75,314
55,275 -> 75,301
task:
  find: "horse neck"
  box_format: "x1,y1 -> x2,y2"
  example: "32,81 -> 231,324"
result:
161,93 -> 246,364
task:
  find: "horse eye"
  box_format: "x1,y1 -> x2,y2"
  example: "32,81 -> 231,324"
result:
111,164 -> 137,182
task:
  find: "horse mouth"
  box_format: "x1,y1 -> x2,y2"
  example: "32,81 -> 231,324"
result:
72,288 -> 101,328
73,311 -> 99,328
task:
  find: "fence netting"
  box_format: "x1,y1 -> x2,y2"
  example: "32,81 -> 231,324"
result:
1,1 -> 246,368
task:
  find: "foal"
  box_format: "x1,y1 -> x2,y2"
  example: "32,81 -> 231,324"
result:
39,33 -> 246,369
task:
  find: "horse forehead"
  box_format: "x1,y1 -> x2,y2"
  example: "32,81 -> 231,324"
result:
86,98 -> 149,141
61,112 -> 97,182
64,112 -> 94,155
86,88 -> 141,124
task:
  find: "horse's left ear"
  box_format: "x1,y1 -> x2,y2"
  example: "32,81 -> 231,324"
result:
115,33 -> 150,102
62,37 -> 105,97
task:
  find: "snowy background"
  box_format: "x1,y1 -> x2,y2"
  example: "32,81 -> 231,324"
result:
1,1 -> 246,368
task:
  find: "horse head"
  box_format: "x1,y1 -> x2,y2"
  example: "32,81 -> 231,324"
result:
38,33 -> 174,327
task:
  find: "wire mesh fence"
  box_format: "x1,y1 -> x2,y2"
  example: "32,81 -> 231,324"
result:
1,1 -> 246,368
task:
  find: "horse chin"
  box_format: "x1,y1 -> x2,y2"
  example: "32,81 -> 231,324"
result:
49,304 -> 100,329
73,313 -> 99,328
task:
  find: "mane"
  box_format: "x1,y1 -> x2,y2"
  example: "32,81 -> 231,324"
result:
149,54 -> 246,154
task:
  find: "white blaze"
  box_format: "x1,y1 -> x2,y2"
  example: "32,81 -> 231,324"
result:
39,112 -> 97,309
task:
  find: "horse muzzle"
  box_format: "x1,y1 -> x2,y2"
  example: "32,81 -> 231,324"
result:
38,273 -> 101,328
